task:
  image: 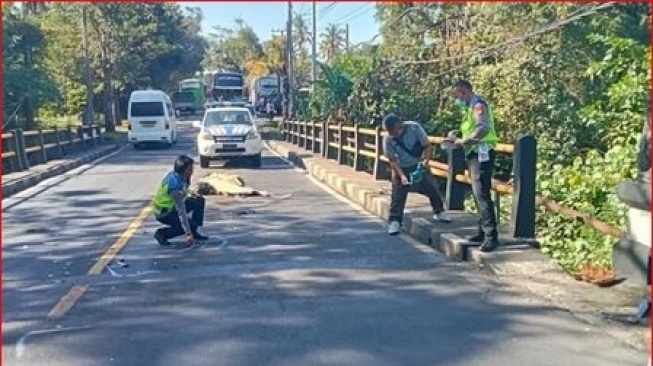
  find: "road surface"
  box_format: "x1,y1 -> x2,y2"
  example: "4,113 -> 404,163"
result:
2,121 -> 646,366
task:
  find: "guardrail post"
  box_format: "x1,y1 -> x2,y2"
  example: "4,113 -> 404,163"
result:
67,126 -> 74,151
310,120 -> 317,152
14,128 -> 29,171
88,125 -> 97,148
299,120 -> 306,149
353,124 -> 362,171
38,128 -> 48,164
446,146 -> 466,210
77,126 -> 86,150
337,123 -> 345,164
283,120 -> 289,142
54,126 -> 64,158
96,125 -> 104,145
5,132 -> 17,173
322,122 -> 329,159
509,133 -> 537,239
373,126 -> 389,180
295,120 -> 301,145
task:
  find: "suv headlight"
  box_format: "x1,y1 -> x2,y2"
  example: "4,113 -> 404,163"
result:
246,131 -> 260,140
200,132 -> 213,141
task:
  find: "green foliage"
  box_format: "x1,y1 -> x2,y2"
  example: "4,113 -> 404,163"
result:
3,3 -> 207,131
330,3 -> 650,272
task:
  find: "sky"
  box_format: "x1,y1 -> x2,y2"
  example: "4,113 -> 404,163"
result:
180,1 -> 380,45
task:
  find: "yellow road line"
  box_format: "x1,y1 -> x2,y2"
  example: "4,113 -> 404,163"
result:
88,205 -> 152,275
47,285 -> 89,319
47,204 -> 153,319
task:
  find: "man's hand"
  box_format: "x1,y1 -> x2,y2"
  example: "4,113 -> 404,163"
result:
400,175 -> 410,186
452,138 -> 469,147
446,130 -> 460,141
185,232 -> 195,245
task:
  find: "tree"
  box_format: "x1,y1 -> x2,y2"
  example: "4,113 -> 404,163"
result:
203,18 -> 264,73
319,24 -> 346,65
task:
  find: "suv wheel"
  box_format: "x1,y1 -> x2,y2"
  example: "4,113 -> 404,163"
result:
200,156 -> 210,168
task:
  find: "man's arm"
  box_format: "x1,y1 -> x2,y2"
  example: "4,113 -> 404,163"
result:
415,124 -> 432,163
383,138 -> 407,180
171,190 -> 193,235
462,102 -> 491,144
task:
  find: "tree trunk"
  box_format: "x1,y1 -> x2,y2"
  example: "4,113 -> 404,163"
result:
100,32 -> 116,132
114,88 -> 122,126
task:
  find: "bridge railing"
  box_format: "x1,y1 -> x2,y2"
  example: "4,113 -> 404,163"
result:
2,124 -> 105,175
282,119 -> 537,240
282,119 -> 627,242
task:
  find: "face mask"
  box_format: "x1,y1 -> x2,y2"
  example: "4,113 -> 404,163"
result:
454,99 -> 468,109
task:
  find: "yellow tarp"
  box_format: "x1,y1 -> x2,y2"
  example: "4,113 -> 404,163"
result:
196,173 -> 267,196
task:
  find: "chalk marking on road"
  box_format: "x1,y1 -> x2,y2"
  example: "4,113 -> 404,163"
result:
106,267 -> 161,278
89,205 -> 153,275
263,141 -> 441,256
47,285 -> 89,319
16,325 -> 93,358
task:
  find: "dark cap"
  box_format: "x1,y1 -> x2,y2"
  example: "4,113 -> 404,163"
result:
382,114 -> 401,131
174,155 -> 195,174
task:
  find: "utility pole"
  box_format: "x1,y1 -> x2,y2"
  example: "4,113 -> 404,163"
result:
344,23 -> 350,52
81,6 -> 94,125
286,1 -> 294,119
311,1 -> 317,88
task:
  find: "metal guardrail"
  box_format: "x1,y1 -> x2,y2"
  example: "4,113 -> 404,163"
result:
282,119 -> 627,241
2,124 -> 105,175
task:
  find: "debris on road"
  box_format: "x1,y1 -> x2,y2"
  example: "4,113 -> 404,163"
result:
196,173 -> 269,197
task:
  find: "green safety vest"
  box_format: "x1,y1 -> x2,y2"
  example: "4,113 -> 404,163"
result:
460,96 -> 498,152
152,172 -> 187,215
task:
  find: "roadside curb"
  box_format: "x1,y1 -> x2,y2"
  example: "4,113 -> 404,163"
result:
266,140 -> 548,270
2,144 -> 122,199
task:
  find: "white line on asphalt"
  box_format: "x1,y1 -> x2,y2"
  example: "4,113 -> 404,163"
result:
16,326 -> 93,358
106,267 -> 162,278
3,144 -> 130,211
263,142 -> 441,256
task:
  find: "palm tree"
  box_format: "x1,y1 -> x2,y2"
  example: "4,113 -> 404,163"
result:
320,24 -> 346,65
292,14 -> 311,86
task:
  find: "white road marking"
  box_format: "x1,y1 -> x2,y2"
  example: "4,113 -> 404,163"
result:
16,326 -> 93,358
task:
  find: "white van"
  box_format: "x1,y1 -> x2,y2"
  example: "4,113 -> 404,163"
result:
127,90 -> 178,148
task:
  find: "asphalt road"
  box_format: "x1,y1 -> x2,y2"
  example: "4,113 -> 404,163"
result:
2,120 -> 647,366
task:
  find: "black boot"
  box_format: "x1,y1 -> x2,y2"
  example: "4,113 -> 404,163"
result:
154,229 -> 171,246
193,228 -> 209,241
479,238 -> 500,252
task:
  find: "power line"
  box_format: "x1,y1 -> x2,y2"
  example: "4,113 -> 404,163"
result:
351,4 -> 424,47
335,3 -> 374,25
319,2 -> 337,21
391,2 -> 617,65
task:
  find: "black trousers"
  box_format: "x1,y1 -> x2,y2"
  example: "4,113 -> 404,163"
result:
389,165 -> 445,224
155,196 -> 205,240
467,150 -> 498,240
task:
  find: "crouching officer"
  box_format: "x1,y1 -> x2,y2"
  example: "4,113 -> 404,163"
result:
152,155 -> 209,248
449,80 -> 500,252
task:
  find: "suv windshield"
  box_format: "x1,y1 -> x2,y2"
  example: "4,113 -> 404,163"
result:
204,110 -> 252,126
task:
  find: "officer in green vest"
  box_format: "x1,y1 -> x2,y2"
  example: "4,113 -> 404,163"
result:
448,79 -> 500,252
152,155 -> 209,248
